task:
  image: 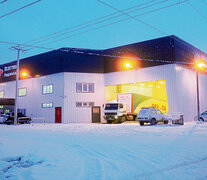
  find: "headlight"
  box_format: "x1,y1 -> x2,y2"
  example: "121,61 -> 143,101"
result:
115,116 -> 118,119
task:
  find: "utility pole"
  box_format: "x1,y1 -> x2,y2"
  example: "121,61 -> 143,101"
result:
11,46 -> 25,125
196,71 -> 200,121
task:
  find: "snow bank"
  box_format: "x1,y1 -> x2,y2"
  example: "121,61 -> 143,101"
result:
0,122 -> 207,179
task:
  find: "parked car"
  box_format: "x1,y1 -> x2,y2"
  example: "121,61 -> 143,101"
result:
136,107 -> 168,126
197,111 -> 207,122
0,113 -> 6,124
3,112 -> 31,125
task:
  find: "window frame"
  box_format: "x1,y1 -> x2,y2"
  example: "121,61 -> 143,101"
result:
76,83 -> 94,93
76,102 -> 94,108
42,84 -> 54,95
0,90 -> 5,98
18,87 -> 27,97
42,102 -> 53,108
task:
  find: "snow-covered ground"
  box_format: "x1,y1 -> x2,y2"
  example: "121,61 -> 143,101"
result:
0,122 -> 207,180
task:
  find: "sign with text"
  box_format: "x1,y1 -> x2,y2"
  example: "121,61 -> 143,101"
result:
0,62 -> 17,83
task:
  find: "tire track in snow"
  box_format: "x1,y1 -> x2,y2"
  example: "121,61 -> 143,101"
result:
134,155 -> 207,179
132,123 -> 204,179
66,144 -> 121,180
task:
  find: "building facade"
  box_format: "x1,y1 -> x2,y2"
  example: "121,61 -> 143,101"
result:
0,35 -> 207,123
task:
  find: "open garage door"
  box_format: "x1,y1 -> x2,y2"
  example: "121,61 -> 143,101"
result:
105,80 -> 168,114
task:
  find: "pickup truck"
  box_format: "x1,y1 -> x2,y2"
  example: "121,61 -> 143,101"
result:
3,112 -> 31,125
137,107 -> 168,126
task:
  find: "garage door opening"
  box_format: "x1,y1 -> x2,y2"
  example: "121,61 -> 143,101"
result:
105,80 -> 168,114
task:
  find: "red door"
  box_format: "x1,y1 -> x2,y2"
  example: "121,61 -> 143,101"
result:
55,107 -> 62,123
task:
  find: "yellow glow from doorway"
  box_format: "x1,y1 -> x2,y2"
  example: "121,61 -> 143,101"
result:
105,80 -> 168,113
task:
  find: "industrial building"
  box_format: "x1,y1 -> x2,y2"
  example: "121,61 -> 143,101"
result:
0,35 -> 207,123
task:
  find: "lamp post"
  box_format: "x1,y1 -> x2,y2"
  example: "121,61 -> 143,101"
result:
195,60 -> 206,121
196,71 -> 200,121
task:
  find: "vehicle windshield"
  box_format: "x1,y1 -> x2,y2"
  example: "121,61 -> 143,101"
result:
105,104 -> 119,110
0,114 -> 5,118
138,109 -> 148,115
201,111 -> 207,115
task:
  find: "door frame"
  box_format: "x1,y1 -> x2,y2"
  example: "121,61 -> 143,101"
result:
55,107 -> 62,123
91,106 -> 101,123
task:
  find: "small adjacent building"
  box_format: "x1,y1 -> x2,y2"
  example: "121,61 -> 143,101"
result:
0,35 -> 207,123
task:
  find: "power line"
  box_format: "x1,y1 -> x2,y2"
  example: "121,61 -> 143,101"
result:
29,0 -> 186,48
0,40 -> 55,50
29,0 -> 169,46
0,39 -> 193,65
25,0 -> 165,45
0,0 -> 42,19
0,0 -> 8,4
96,0 -> 197,53
202,0 -> 207,6
0,0 -> 195,62
97,0 -> 167,36
187,1 -> 207,21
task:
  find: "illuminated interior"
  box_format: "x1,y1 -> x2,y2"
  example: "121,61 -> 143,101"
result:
106,80 -> 168,113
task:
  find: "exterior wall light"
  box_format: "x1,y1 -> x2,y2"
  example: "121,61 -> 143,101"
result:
22,72 -> 32,78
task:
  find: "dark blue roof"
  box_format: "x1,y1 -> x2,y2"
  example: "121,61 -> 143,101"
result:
0,35 -> 206,83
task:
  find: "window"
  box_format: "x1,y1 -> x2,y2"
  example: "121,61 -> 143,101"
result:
76,102 -> 94,108
43,84 -> 53,94
0,90 -> 4,98
76,83 -> 94,93
18,88 -> 27,97
157,110 -> 162,114
105,104 -> 118,110
42,102 -> 53,108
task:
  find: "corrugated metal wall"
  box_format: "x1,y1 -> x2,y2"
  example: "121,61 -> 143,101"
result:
105,64 -> 177,112
63,72 -> 105,123
2,73 -> 65,123
104,64 -> 207,122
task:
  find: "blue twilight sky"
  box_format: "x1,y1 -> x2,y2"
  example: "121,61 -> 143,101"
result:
0,0 -> 207,64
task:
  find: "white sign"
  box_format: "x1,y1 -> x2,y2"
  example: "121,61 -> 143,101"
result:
2,65 -> 17,78
4,65 -> 17,72
118,93 -> 133,113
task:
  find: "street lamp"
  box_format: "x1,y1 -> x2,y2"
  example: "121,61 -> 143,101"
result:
22,72 -> 32,78
125,62 -> 135,70
195,60 -> 206,121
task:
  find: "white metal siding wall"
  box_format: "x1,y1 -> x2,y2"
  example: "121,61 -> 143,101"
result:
198,73 -> 207,115
0,73 -> 64,123
104,64 -> 179,114
174,66 -> 197,121
1,65 -> 207,124
0,81 -> 15,98
104,64 -> 207,122
19,73 -> 64,123
63,72 -> 105,123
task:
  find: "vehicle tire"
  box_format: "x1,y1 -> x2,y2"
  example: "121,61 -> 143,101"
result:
200,118 -> 204,121
150,118 -> 156,125
140,121 -> 144,126
164,120 -> 168,124
120,116 -> 126,123
133,115 -> 137,121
